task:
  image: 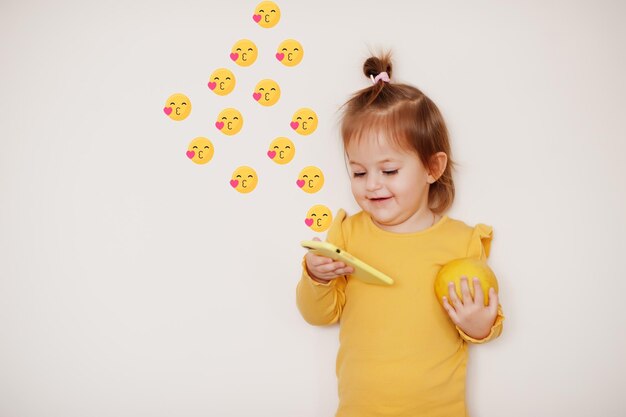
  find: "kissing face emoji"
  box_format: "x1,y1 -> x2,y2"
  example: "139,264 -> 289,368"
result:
216,108 -> 243,136
230,39 -> 258,67
253,1 -> 281,28
267,137 -> 295,165
276,39 -> 304,67
164,93 -> 192,121
305,205 -> 333,232
253,79 -> 280,106
208,68 -> 236,96
230,166 -> 258,194
297,166 -> 324,194
186,137 -> 214,165
290,108 -> 318,135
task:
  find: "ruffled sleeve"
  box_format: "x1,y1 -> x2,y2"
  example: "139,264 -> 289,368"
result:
466,223 -> 493,260
295,209 -> 349,326
457,223 -> 505,344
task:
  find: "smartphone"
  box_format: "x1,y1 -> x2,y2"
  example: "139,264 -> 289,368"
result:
301,240 -> 394,286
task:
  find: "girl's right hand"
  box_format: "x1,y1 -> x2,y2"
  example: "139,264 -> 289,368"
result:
305,238 -> 354,283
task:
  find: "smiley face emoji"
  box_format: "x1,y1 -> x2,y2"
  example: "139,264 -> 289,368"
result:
216,108 -> 243,136
230,166 -> 258,194
253,1 -> 281,28
186,137 -> 214,165
267,137 -> 295,165
253,79 -> 280,106
208,68 -> 236,96
230,39 -> 258,67
297,166 -> 324,194
305,205 -> 333,233
276,39 -> 304,67
290,108 -> 318,135
164,93 -> 192,121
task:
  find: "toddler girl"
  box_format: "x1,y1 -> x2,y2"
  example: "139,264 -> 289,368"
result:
296,53 -> 505,417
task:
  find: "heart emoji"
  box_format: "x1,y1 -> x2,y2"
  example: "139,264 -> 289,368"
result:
253,92 -> 262,101
290,121 -> 299,130
253,14 -> 261,23
276,53 -> 285,61
208,82 -> 217,90
305,218 -> 314,227
163,107 -> 172,116
230,53 -> 239,62
297,179 -> 305,188
215,121 -> 224,130
186,150 -> 195,159
267,150 -> 276,159
230,180 -> 239,188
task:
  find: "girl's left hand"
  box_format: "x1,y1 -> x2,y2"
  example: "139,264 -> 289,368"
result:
442,276 -> 499,340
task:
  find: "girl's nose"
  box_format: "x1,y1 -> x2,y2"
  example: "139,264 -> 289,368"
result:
365,174 -> 382,191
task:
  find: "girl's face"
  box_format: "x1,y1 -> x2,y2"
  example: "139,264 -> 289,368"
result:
346,134 -> 433,233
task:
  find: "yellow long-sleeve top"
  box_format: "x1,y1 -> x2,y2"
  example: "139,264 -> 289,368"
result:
296,209 -> 504,417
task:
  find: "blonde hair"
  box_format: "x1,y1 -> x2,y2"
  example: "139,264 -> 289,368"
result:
340,52 -> 456,214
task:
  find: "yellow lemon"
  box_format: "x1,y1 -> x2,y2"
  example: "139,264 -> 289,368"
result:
434,258 -> 499,306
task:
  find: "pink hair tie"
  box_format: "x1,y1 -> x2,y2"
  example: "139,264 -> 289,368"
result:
370,71 -> 391,84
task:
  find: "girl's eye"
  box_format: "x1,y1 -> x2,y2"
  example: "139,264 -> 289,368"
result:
214,77 -> 219,80
353,172 -> 366,178
294,48 -> 299,51
170,102 -> 175,105
236,48 -> 242,51
182,102 -> 187,105
383,170 -> 399,175
204,146 -> 210,149
225,77 -> 231,80
233,117 -> 239,120
248,48 -> 254,52
193,146 -> 198,149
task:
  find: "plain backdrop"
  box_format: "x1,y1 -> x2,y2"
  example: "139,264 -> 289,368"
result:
1,1 -> 625,416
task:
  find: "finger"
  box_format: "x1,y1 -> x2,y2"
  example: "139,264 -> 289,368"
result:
460,276 -> 472,303
335,266 -> 354,275
487,288 -> 499,316
472,277 -> 484,306
318,261 -> 346,274
448,281 -> 462,309
308,254 -> 332,267
312,237 -> 321,241
442,296 -> 460,325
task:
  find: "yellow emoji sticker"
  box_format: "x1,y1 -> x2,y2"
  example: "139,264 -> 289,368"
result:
276,39 -> 303,67
186,137 -> 214,165
305,205 -> 333,232
208,68 -> 236,96
230,39 -> 258,67
253,1 -> 281,28
216,108 -> 244,136
291,108 -> 318,135
164,93 -> 192,121
297,166 -> 324,194
253,79 -> 280,107
267,137 -> 295,165
230,166 -> 258,194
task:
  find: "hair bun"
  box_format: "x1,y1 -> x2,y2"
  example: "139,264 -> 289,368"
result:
363,53 -> 393,80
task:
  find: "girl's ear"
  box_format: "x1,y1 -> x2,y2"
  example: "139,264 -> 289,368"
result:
427,152 -> 448,183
